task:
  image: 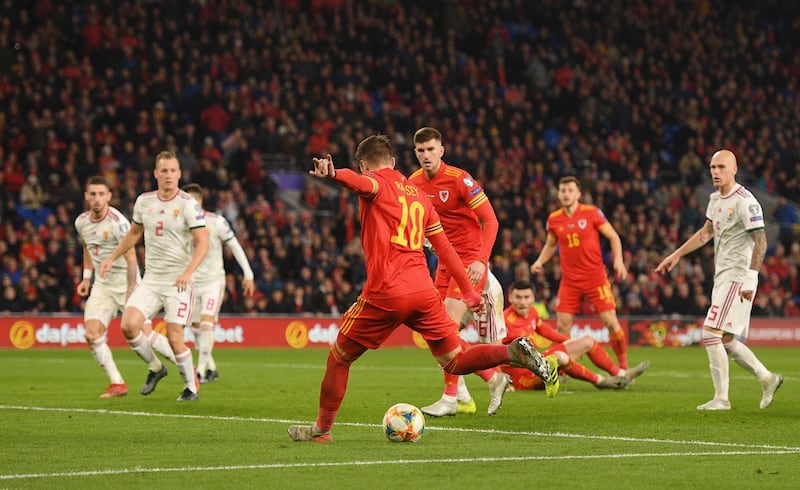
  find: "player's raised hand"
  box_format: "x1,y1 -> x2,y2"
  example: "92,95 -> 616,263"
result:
310,154 -> 336,179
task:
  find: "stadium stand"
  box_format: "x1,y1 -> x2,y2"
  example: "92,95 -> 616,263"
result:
1,0 -> 798,316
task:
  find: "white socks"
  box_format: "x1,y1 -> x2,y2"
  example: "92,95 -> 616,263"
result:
724,338 -> 770,382
89,339 -> 124,385
195,321 -> 215,374
129,331 -> 163,372
175,349 -> 198,393
704,330 -> 774,404
148,330 -> 176,364
702,333 -> 729,401
456,375 -> 472,402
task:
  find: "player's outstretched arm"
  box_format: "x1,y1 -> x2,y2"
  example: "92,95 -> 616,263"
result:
310,153 -> 378,198
655,219 -> 713,274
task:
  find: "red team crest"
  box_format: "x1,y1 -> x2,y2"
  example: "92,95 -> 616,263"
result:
578,219 -> 587,229
438,190 -> 449,202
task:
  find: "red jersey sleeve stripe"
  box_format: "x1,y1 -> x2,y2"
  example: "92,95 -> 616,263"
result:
467,192 -> 488,209
365,176 -> 379,196
333,169 -> 380,197
424,222 -> 445,236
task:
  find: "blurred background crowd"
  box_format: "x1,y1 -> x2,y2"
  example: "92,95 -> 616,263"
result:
1,0 -> 799,318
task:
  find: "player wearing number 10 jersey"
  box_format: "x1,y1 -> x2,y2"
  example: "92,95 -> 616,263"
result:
288,134 -> 558,443
530,175 -> 630,370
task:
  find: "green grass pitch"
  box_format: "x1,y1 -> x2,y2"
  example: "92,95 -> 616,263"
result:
1,346 -> 797,489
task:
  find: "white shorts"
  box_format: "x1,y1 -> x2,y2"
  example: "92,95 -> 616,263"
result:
703,279 -> 752,337
191,279 -> 225,323
126,281 -> 195,326
84,283 -> 126,327
468,270 -> 508,344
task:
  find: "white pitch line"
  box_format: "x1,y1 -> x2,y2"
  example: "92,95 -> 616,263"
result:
2,450 -> 800,481
2,404 -> 799,452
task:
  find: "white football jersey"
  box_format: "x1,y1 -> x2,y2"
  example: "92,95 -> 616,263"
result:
194,211 -> 234,283
706,184 -> 765,283
75,206 -> 131,288
132,190 -> 206,283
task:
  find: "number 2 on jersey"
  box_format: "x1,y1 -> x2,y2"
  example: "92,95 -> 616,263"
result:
390,196 -> 424,249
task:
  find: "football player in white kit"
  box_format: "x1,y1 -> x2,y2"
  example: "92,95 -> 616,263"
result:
656,149 -> 783,410
182,183 -> 256,383
76,176 -> 176,398
99,151 -> 209,401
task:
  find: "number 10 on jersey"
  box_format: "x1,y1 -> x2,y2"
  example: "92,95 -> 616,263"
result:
391,196 -> 424,250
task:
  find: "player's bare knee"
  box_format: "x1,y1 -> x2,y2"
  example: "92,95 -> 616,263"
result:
120,320 -> 141,339
84,320 -> 106,343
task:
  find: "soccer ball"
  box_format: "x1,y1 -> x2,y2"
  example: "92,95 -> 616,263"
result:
382,403 -> 425,443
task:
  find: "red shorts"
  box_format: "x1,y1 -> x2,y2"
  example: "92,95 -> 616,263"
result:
434,264 -> 488,301
556,276 -> 616,314
339,288 -> 461,355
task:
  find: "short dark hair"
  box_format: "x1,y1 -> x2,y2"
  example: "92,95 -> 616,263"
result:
413,127 -> 442,145
558,175 -> 581,190
182,183 -> 203,195
355,134 -> 393,164
509,280 -> 533,292
85,175 -> 110,190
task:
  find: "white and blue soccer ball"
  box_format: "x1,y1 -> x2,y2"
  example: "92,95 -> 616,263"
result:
382,403 -> 425,443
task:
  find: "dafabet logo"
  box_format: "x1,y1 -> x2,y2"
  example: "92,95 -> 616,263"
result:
9,321 -> 35,349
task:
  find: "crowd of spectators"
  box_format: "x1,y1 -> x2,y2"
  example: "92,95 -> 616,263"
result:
1,0 -> 799,318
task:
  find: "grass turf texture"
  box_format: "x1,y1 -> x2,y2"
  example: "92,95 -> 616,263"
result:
1,346 -> 797,489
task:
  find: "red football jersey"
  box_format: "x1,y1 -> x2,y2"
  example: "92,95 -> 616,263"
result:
545,204 -> 608,283
408,162 -> 489,263
502,306 -> 541,344
353,167 -> 447,299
